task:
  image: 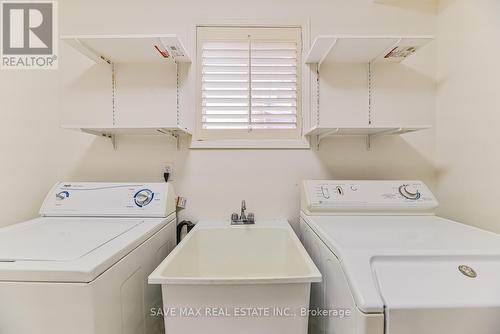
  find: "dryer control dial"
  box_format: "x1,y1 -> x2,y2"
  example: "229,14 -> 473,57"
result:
134,189 -> 154,207
320,186 -> 330,199
399,184 -> 421,200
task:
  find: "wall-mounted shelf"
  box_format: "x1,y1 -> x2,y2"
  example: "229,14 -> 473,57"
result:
62,125 -> 191,150
61,34 -> 191,64
305,35 -> 434,150
306,125 -> 430,150
60,34 -> 192,150
305,35 -> 433,66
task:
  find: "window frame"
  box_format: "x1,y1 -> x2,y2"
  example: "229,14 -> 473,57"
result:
193,25 -> 308,148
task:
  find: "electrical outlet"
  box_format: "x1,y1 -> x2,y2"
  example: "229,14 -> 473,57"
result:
177,196 -> 187,209
164,163 -> 174,181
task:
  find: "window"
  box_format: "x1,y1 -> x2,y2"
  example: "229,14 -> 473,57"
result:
196,26 -> 302,141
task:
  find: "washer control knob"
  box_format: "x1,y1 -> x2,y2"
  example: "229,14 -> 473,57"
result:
134,189 -> 154,207
56,191 -> 70,201
399,184 -> 421,200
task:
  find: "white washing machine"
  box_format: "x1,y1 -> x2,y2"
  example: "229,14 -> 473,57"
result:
0,182 -> 177,334
300,180 -> 500,334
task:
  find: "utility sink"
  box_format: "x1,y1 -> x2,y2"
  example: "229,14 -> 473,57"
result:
149,220 -> 321,334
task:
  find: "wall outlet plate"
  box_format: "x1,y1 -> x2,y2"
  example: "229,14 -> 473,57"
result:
177,196 -> 187,209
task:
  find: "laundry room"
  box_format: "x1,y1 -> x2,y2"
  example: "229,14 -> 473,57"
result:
1,0 -> 499,334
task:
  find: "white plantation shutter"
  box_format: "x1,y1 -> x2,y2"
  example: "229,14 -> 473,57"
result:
197,27 -> 302,140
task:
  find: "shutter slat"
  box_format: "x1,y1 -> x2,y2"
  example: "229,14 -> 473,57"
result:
203,111 -> 249,116
252,82 -> 296,90
203,58 -> 249,66
203,115 -> 250,121
203,82 -> 249,90
203,98 -> 249,105
205,112 -> 296,117
252,91 -> 297,98
203,106 -> 248,114
203,123 -> 296,129
203,91 -> 249,98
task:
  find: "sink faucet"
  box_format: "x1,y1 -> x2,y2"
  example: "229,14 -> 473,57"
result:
231,200 -> 255,225
240,200 -> 247,221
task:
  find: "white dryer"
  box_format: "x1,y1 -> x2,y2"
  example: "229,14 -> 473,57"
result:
300,180 -> 500,334
0,182 -> 177,334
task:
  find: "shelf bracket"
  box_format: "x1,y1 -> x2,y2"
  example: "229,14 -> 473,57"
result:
111,135 -> 117,150
366,128 -> 403,150
157,129 -> 181,150
67,38 -> 112,65
172,132 -> 180,150
316,128 -> 340,150
100,133 -> 117,151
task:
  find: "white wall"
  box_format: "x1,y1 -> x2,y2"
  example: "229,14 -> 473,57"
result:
436,0 -> 500,233
0,0 -> 437,229
0,70 -> 60,226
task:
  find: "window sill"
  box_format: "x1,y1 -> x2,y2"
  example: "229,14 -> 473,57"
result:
189,138 -> 311,149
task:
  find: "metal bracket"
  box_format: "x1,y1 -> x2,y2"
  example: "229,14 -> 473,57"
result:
111,63 -> 116,126
157,129 -> 181,150
100,133 -> 117,150
368,61 -> 373,125
176,62 -> 180,129
111,135 -> 117,150
365,128 -> 402,151
316,64 -> 321,128
172,132 -> 180,150
316,128 -> 340,150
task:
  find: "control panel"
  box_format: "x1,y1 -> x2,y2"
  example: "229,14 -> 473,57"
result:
40,182 -> 176,217
301,180 -> 438,214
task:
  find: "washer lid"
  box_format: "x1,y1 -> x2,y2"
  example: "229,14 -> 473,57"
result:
373,257 -> 500,334
0,218 -> 142,262
0,216 -> 170,282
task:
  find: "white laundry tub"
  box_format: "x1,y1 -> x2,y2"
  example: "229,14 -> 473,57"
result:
149,220 -> 321,334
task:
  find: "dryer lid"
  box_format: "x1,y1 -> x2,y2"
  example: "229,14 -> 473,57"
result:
373,257 -> 500,334
301,214 -> 500,313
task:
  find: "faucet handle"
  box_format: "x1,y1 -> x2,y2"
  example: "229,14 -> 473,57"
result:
247,213 -> 255,223
231,213 -> 239,222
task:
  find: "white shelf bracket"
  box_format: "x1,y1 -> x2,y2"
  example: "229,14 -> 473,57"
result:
366,128 -> 403,150
100,133 -> 117,151
316,128 -> 340,150
366,135 -> 371,151
172,132 -> 180,150
67,38 -> 113,65
157,129 -> 181,150
111,134 -> 117,150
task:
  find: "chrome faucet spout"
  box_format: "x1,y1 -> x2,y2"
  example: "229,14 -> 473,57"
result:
240,200 -> 247,220
231,200 -> 255,225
